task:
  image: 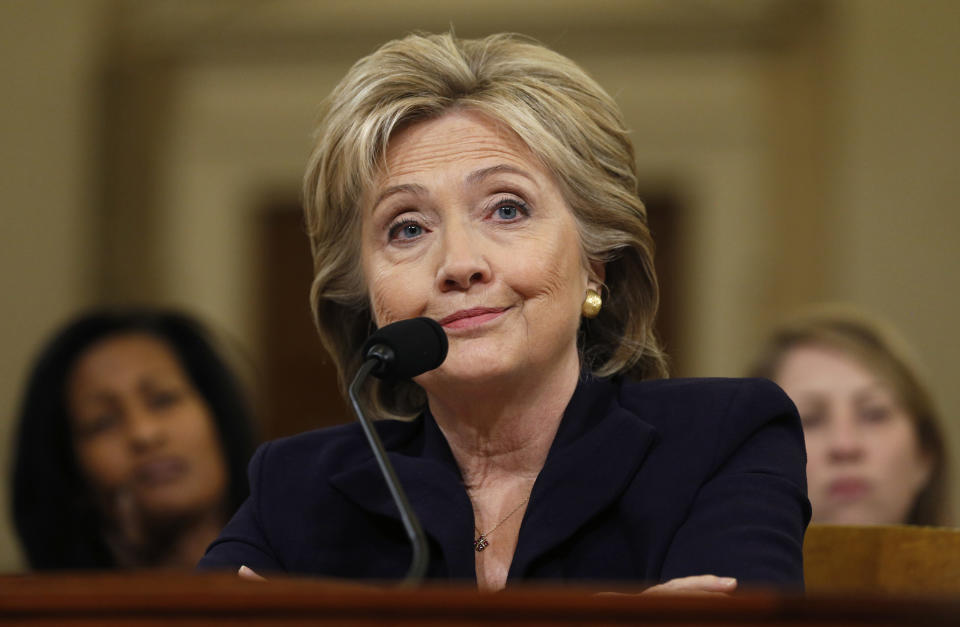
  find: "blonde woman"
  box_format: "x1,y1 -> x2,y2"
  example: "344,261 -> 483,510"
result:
201,32 -> 810,591
751,306 -> 951,527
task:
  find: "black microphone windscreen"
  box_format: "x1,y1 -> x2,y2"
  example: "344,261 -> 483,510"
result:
362,317 -> 448,380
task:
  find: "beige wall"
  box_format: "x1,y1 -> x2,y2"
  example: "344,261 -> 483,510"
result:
827,0 -> 960,457
1,0 -> 957,571
0,0 -> 106,570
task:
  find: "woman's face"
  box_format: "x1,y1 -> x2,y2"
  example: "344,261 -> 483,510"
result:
67,333 -> 229,527
361,109 -> 598,391
774,344 -> 931,525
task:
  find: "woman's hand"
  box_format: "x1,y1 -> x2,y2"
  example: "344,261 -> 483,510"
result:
641,575 -> 738,596
238,565 -> 266,581
100,487 -> 147,567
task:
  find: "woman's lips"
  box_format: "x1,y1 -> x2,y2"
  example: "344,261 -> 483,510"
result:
438,307 -> 508,329
828,478 -> 870,500
134,457 -> 188,487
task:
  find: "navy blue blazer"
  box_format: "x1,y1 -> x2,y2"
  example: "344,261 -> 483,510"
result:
199,376 -> 810,588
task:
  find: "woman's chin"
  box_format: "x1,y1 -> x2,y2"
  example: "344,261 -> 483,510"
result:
418,357 -> 518,393
136,485 -> 222,520
417,339 -> 578,396
814,503 -> 898,526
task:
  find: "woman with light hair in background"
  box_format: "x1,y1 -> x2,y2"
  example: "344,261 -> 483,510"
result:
200,31 -> 810,591
750,306 -> 951,527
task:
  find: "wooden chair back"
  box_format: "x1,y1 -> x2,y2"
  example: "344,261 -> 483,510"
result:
803,524 -> 960,595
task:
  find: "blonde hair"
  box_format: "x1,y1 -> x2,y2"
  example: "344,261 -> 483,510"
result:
303,32 -> 666,418
750,305 -> 951,526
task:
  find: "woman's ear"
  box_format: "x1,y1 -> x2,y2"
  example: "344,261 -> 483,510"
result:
587,259 -> 606,292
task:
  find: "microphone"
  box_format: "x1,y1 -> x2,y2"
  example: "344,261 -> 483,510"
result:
361,316 -> 449,381
348,317 -> 447,586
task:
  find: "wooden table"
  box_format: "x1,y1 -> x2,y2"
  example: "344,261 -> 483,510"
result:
1,573 -> 959,626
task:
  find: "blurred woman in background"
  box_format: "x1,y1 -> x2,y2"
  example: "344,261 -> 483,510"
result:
751,306 -> 951,526
12,308 -> 258,569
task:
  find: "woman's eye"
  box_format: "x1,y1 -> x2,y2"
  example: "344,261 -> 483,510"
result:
77,413 -> 120,438
388,219 -> 424,241
799,411 -> 825,430
402,223 -> 422,238
491,199 -> 528,222
859,405 -> 891,424
148,390 -> 182,411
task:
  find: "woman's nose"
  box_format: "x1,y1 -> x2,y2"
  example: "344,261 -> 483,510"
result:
826,419 -> 865,462
436,222 -> 491,291
126,408 -> 166,451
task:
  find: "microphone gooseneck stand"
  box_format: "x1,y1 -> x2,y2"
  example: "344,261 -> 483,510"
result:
348,357 -> 430,587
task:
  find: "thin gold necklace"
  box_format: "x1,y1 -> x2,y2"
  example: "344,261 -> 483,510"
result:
473,497 -> 529,552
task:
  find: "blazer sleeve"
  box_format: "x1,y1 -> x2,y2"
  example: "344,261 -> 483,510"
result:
197,441 -> 285,573
659,378 -> 811,588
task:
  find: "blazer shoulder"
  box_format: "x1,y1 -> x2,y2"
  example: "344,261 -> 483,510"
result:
619,377 -> 795,415
256,416 -> 423,472
615,377 -> 800,445
616,377 -> 807,505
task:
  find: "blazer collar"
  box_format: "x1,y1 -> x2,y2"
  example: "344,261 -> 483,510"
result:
329,376 -> 659,582
329,413 -> 478,578
508,376 -> 659,579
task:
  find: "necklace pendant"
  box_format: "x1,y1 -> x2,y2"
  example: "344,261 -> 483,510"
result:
474,535 -> 489,552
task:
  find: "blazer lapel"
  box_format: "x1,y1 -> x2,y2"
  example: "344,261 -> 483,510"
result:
508,379 -> 659,579
327,377 -> 659,583
328,417 -> 477,579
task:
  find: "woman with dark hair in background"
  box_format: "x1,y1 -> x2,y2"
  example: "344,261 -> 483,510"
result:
750,306 -> 951,527
12,308 -> 258,570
